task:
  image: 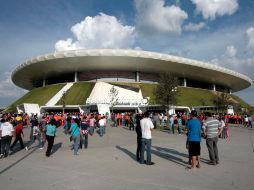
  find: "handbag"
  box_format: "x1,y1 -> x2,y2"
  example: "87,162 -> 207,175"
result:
70,126 -> 78,142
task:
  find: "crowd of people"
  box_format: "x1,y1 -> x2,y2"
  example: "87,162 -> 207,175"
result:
0,111 -> 253,170
0,112 -> 111,158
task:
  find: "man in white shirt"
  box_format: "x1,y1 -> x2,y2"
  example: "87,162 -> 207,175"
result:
140,112 -> 155,165
99,116 -> 106,137
0,117 -> 15,158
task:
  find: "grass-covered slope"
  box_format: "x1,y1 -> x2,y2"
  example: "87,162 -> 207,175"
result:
5,81 -> 253,113
118,83 -> 215,106
177,87 -> 216,106
5,84 -> 65,112
56,82 -> 95,105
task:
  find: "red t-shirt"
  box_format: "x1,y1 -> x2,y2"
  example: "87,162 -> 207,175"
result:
15,124 -> 23,135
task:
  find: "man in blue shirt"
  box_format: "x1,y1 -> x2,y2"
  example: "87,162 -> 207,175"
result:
185,110 -> 201,170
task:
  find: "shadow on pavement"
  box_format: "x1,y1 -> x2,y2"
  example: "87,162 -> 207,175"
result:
0,147 -> 37,175
153,146 -> 210,165
153,146 -> 189,158
51,142 -> 62,155
152,146 -> 189,168
9,147 -> 25,156
115,145 -> 137,161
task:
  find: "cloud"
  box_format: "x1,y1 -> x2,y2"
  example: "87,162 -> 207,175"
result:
210,45 -> 251,70
225,45 -> 237,57
0,72 -> 27,99
135,0 -> 188,34
55,38 -> 76,51
191,0 -> 238,20
55,13 -> 136,51
210,45 -> 254,106
184,22 -> 206,31
246,27 -> 254,49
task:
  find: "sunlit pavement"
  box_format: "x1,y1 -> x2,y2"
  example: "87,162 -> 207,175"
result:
0,124 -> 254,190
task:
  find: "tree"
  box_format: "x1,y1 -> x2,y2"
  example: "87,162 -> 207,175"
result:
213,92 -> 233,113
154,72 -> 179,128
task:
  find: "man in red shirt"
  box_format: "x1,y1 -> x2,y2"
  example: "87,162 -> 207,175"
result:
10,121 -> 25,150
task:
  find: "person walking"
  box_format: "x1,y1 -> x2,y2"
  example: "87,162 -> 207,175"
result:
140,112 -> 155,165
169,115 -> 174,134
45,118 -> 57,157
129,113 -> 135,131
10,120 -> 25,151
202,112 -> 222,165
80,116 -> 89,149
177,115 -> 182,135
0,118 -> 15,158
25,119 -> 43,150
185,110 -> 201,170
69,118 -> 81,155
98,116 -> 106,137
39,116 -> 47,148
219,116 -> 226,139
248,115 -> 253,128
89,114 -> 96,135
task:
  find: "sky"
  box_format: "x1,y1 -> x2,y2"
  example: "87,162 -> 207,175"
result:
0,0 -> 253,107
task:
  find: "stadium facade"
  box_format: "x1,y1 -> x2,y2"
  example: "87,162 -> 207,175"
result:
11,49 -> 252,115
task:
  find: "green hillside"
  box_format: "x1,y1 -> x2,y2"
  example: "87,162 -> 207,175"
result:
5,84 -> 65,112
56,82 -> 95,105
4,81 -> 253,113
177,87 -> 216,106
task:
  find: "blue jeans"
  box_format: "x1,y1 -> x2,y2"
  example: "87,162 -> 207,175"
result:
99,126 -> 105,136
140,138 -> 152,164
30,134 -> 42,148
171,124 -> 175,134
89,126 -> 94,135
73,135 -> 80,155
80,134 -> 88,149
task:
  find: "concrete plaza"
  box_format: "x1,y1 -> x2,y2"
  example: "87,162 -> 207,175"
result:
0,124 -> 254,190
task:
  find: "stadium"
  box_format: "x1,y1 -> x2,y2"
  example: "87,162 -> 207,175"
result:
10,49 -> 253,115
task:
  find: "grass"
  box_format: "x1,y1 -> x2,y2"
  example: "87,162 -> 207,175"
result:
5,81 -> 253,113
5,84 -> 65,112
56,82 -> 95,105
177,87 -> 216,106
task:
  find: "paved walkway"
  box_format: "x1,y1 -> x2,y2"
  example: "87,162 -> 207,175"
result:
0,125 -> 254,190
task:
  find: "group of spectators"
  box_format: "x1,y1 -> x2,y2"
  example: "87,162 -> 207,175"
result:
0,112 -> 109,158
0,113 -> 57,158
134,110 -> 253,169
185,111 -> 224,170
0,110 -> 253,170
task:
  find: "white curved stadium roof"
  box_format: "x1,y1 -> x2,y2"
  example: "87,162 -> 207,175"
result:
12,49 -> 252,92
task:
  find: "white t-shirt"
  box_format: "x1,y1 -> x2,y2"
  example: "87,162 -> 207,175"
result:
0,121 -> 14,137
220,120 -> 225,128
33,126 -> 40,136
140,117 -> 154,139
99,118 -> 106,127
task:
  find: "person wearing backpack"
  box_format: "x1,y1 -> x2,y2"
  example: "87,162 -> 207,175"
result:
80,116 -> 89,149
